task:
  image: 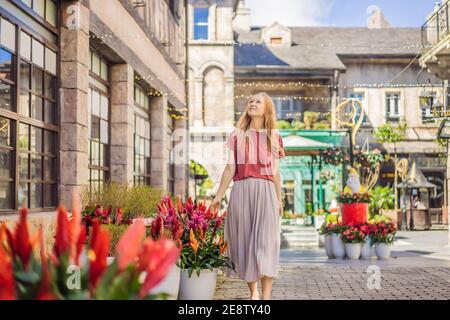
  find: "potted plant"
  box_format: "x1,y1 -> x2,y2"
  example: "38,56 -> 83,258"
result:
177,198 -> 234,300
329,224 -> 348,259
338,192 -> 371,226
0,201 -> 179,300
149,195 -> 185,300
372,222 -> 397,259
358,223 -> 374,259
319,222 -> 334,259
341,226 -> 365,259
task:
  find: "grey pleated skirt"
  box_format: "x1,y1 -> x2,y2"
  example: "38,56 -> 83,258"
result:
224,177 -> 281,282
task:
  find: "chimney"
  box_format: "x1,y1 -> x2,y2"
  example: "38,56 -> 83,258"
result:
233,0 -> 251,33
367,5 -> 391,29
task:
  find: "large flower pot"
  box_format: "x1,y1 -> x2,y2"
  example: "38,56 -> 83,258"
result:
178,268 -> 218,300
324,234 -> 334,259
375,243 -> 392,259
344,243 -> 362,259
340,203 -> 368,226
150,264 -> 180,300
360,238 -> 373,260
330,233 -> 345,259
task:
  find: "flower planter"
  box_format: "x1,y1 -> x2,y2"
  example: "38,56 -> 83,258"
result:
293,218 -> 305,226
330,233 -> 345,259
344,243 -> 362,259
340,203 -> 368,226
178,268 -> 218,300
360,238 -> 373,260
150,264 -> 180,300
324,234 -> 334,259
375,243 -> 392,259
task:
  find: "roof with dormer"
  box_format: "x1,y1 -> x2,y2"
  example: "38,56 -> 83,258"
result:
235,26 -> 421,71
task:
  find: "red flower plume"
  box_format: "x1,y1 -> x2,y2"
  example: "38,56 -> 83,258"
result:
137,238 -> 180,298
116,219 -> 146,271
0,223 -> 15,300
88,219 -> 111,290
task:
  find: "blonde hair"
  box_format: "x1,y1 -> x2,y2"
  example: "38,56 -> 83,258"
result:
235,92 -> 281,155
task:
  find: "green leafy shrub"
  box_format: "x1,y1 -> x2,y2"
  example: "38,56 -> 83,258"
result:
277,120 -> 292,129
304,111 -> 320,129
369,186 -> 394,217
102,224 -> 129,257
81,182 -> 163,219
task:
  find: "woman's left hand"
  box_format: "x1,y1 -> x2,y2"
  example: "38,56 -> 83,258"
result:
278,200 -> 283,216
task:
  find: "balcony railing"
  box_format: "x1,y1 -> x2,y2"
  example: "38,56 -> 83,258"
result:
127,0 -> 184,66
421,1 -> 450,48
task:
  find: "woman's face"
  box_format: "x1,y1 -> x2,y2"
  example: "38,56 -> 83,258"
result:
246,94 -> 266,118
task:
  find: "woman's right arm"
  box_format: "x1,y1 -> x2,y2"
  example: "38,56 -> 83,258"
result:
210,147 -> 235,211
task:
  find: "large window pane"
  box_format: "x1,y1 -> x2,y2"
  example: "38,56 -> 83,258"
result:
100,119 -> 108,144
31,126 -> 43,153
44,73 -> 55,99
0,48 -> 13,80
44,130 -> 54,154
19,153 -> 29,179
32,39 -> 44,68
91,89 -> 100,116
43,157 -> 54,180
20,61 -> 31,89
0,149 -> 11,178
45,0 -> 57,27
45,48 -> 56,74
0,182 -> 12,210
43,184 -> 55,207
32,66 -> 44,94
100,95 -> 108,119
19,90 -> 30,117
31,154 -> 42,180
0,18 -> 16,52
18,123 -> 29,150
20,31 -> 32,61
0,81 -> 12,111
0,117 -> 11,146
44,100 -> 55,124
33,0 -> 46,18
30,183 -> 42,208
18,183 -> 28,207
31,95 -> 44,121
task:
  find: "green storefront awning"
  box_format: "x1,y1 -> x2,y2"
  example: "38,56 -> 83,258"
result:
279,129 -> 346,151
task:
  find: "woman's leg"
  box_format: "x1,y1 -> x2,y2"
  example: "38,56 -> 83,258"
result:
261,276 -> 273,300
247,281 -> 259,299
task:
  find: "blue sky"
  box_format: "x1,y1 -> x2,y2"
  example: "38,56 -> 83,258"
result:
246,0 -> 439,27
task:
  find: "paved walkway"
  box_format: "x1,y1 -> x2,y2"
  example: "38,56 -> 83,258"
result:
214,230 -> 450,300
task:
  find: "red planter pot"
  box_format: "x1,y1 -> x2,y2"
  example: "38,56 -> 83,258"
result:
340,203 -> 368,226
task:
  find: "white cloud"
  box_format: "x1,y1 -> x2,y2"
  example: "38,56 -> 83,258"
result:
245,0 -> 335,27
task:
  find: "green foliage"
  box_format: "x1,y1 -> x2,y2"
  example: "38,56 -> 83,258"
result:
102,224 -> 129,257
313,121 -> 331,130
369,186 -> 395,217
374,123 -> 406,145
81,182 -> 163,219
189,160 -> 208,176
303,111 -> 320,129
277,120 -> 292,129
368,214 -> 393,224
199,177 -> 214,196
291,120 -> 305,130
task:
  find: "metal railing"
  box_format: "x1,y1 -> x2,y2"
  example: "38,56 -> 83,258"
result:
421,1 -> 450,48
127,0 -> 184,65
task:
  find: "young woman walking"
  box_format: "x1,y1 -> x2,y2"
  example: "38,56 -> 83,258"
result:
210,92 -> 285,300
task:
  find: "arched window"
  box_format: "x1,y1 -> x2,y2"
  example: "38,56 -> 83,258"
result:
203,67 -> 225,126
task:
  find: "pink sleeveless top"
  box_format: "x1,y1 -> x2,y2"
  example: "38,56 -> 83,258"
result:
225,129 -> 285,182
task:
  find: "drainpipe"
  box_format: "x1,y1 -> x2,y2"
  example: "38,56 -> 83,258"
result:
184,0 -> 190,201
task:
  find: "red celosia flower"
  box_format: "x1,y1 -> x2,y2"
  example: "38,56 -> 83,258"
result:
53,206 -> 71,262
115,208 -> 123,225
0,223 -> 15,300
137,238 -> 180,298
36,228 -> 55,300
88,219 -> 111,290
13,208 -> 33,268
116,219 -> 146,271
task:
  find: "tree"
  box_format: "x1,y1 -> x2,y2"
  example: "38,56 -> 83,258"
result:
374,122 -> 407,211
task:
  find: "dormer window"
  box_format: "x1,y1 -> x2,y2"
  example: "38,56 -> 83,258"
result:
194,7 -> 209,40
270,37 -> 282,45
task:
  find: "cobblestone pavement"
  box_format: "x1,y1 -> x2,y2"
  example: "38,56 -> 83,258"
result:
214,230 -> 450,300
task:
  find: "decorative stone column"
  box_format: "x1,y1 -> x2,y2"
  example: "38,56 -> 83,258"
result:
110,64 -> 135,185
59,0 -> 90,210
224,78 -> 235,126
150,96 -> 169,191
193,77 -> 204,127
173,117 -> 189,199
